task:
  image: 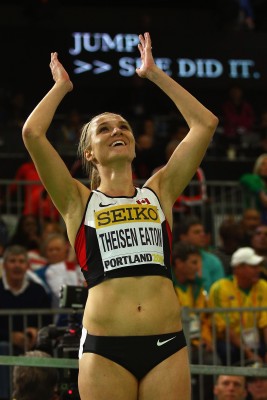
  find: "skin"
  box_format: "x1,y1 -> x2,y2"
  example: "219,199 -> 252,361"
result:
213,375 -> 247,400
173,253 -> 201,283
251,225 -> 267,256
22,32 -> 218,400
247,378 -> 267,400
180,223 -> 207,249
43,236 -> 68,264
241,209 -> 261,234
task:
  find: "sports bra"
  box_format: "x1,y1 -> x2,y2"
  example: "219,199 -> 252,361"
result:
75,186 -> 172,289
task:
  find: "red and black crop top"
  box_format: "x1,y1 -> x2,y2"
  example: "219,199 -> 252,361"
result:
74,186 -> 173,289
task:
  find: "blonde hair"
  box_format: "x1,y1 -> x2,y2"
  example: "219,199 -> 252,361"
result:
253,153 -> 267,175
77,112 -> 131,190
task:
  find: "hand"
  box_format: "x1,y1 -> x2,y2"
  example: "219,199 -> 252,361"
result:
136,32 -> 156,79
245,348 -> 263,362
50,52 -> 73,92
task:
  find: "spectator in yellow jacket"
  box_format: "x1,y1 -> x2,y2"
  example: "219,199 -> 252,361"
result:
172,241 -> 220,400
209,247 -> 267,366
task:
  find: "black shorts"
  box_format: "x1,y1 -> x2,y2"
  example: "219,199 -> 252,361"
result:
79,328 -> 187,380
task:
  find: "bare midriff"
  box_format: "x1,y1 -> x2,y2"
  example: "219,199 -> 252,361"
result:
82,275 -> 182,336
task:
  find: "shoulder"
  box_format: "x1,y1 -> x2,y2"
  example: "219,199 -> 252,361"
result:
256,279 -> 267,289
28,280 -> 47,291
201,250 -> 223,266
210,276 -> 232,292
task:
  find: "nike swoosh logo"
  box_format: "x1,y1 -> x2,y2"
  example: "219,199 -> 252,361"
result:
157,336 -> 176,346
99,202 -> 116,207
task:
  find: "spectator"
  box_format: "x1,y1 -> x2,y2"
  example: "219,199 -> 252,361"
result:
54,108 -> 84,154
209,247 -> 267,366
213,375 -> 247,400
133,117 -> 162,179
246,363 -> 267,400
153,137 -> 207,215
0,245 -> 51,400
176,215 -> 225,291
172,241 -> 220,400
8,214 -> 41,251
8,214 -> 47,272
240,154 -> 267,224
239,208 -> 261,246
211,216 -> 245,275
238,0 -> 255,30
35,233 -> 83,309
250,225 -> 267,258
0,245 -> 51,353
250,225 -> 267,280
12,350 -> 60,400
221,84 -> 255,152
7,158 -> 59,221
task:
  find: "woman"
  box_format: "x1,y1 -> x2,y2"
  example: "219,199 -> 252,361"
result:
22,32 -> 218,400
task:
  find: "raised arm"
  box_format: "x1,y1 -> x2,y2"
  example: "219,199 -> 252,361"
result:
22,53 -> 89,245
136,33 -> 218,224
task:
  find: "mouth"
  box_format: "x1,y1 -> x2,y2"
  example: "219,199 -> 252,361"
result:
110,140 -> 126,147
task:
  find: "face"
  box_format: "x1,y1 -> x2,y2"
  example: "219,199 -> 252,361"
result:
42,222 -> 62,239
214,375 -> 246,400
174,253 -> 201,281
247,378 -> 267,400
242,209 -> 261,232
251,226 -> 267,251
181,224 -> 206,248
44,238 -> 67,264
85,114 -> 135,167
4,253 -> 29,283
21,215 -> 38,236
236,263 -> 261,286
258,157 -> 267,177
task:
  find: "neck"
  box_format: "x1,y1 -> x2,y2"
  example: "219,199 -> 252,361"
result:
175,271 -> 187,284
6,277 -> 23,291
235,276 -> 252,290
97,164 -> 135,196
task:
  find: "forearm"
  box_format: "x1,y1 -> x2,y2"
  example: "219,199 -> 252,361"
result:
22,81 -> 72,140
146,65 -> 218,130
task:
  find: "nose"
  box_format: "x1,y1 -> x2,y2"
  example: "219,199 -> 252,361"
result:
111,127 -> 122,136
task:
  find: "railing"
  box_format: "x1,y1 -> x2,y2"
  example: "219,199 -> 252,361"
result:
0,306 -> 266,400
0,179 -> 257,246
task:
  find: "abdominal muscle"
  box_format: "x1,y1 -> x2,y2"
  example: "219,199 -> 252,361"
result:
82,275 -> 182,336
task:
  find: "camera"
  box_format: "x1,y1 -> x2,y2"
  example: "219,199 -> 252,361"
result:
36,285 -> 87,400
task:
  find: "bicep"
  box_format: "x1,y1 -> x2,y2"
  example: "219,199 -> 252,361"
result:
158,127 -> 213,202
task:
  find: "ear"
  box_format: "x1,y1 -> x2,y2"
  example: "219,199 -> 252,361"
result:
84,149 -> 93,162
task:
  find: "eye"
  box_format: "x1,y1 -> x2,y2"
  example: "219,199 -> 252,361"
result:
98,126 -> 109,133
120,124 -> 129,130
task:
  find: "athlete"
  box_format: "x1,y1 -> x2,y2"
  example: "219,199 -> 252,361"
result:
22,32 -> 218,400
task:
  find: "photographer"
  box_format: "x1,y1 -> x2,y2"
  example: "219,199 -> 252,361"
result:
12,350 -> 60,400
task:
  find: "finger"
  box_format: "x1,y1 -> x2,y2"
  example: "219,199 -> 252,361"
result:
138,34 -> 145,48
138,43 -> 144,56
144,32 -> 152,50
